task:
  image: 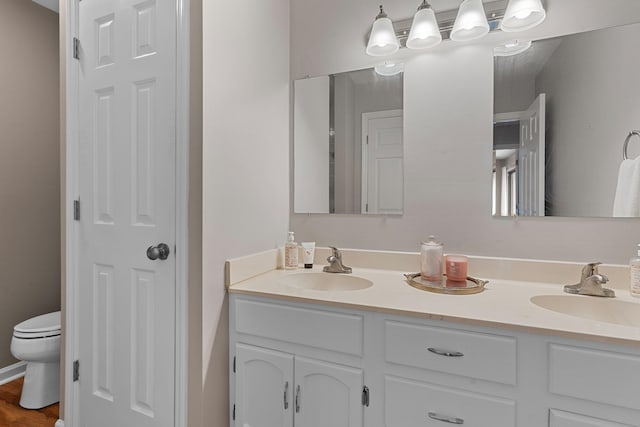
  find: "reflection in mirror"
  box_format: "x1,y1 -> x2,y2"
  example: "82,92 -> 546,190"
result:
493,21 -> 640,218
294,68 -> 403,215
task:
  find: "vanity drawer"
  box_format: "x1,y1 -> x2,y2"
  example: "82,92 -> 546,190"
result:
235,298 -> 364,356
549,409 -> 633,427
549,344 -> 640,410
385,320 -> 517,385
385,375 -> 516,427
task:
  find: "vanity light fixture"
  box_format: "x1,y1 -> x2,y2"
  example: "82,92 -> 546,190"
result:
374,61 -> 405,76
406,0 -> 442,50
501,0 -> 546,32
450,0 -> 490,42
493,39 -> 532,56
364,1 -> 544,55
366,5 -> 401,57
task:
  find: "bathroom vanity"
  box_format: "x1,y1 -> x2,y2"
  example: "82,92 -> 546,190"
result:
227,249 -> 640,427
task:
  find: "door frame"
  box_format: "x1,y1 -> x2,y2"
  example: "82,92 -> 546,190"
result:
360,109 -> 403,214
62,1 -> 191,426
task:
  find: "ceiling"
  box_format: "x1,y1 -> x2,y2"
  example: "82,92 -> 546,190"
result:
32,0 -> 58,13
494,37 -> 563,93
379,0 -> 508,23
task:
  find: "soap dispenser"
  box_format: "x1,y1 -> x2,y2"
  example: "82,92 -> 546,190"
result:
284,231 -> 299,270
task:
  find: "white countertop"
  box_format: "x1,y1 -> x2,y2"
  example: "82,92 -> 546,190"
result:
228,260 -> 640,346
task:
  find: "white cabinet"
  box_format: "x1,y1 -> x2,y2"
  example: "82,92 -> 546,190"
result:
294,356 -> 363,427
233,343 -> 363,427
231,297 -> 366,427
230,294 -> 640,427
235,344 -> 293,427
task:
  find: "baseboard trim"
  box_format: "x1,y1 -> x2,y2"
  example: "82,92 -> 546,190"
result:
55,420 -> 65,427
0,361 -> 27,386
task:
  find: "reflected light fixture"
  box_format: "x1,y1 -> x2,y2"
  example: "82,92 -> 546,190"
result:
501,0 -> 546,32
374,61 -> 405,76
407,1 -> 442,50
493,39 -> 532,56
450,0 -> 490,42
366,5 -> 400,56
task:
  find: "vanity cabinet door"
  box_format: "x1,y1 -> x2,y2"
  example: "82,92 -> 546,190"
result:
294,356 -> 364,427
235,343 -> 294,427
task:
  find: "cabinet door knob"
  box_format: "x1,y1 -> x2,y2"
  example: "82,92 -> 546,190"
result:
428,347 -> 464,357
428,412 -> 464,424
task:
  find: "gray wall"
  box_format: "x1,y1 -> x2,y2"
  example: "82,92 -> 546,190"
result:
536,23 -> 640,217
333,74 -> 356,213
0,0 -> 60,368
290,0 -> 640,264
202,0 -> 290,425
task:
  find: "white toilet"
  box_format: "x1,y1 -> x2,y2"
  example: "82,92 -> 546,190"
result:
10,311 -> 61,409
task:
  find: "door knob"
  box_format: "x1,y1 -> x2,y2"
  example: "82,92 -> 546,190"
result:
147,243 -> 170,261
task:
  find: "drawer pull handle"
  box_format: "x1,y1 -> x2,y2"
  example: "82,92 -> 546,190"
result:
284,381 -> 289,410
428,347 -> 464,357
428,412 -> 464,424
295,385 -> 301,413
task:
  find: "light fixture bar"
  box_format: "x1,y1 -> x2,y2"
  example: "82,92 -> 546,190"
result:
375,0 -> 508,47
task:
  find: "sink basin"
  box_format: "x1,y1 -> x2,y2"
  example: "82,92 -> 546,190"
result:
280,273 -> 373,291
530,295 -> 640,327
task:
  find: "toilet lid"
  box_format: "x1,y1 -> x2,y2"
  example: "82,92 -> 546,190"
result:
14,311 -> 61,336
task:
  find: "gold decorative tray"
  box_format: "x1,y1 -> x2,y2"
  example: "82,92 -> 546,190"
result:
404,273 -> 488,295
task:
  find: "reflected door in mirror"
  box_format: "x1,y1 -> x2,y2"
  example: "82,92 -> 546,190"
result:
362,110 -> 403,214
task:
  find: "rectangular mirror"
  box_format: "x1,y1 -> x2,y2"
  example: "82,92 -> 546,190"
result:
493,21 -> 640,218
294,68 -> 404,214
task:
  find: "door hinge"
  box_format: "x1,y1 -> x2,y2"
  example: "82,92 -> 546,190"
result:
73,199 -> 80,221
73,37 -> 80,60
73,360 -> 80,382
362,385 -> 370,407
233,356 -> 236,373
232,404 -> 236,420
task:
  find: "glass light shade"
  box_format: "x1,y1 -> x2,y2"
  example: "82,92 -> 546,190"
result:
407,7 -> 442,49
450,0 -> 490,42
374,61 -> 404,76
366,16 -> 400,56
493,39 -> 532,56
501,0 -> 546,32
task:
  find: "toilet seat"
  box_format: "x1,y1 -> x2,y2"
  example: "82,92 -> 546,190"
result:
13,311 -> 61,339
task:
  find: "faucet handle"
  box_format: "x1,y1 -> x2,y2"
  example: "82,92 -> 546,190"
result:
329,246 -> 341,259
589,273 -> 609,284
581,262 -> 602,280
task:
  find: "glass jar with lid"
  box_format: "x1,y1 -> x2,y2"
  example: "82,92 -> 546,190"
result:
420,236 -> 443,281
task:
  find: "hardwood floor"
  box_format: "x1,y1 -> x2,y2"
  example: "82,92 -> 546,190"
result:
0,377 -> 59,427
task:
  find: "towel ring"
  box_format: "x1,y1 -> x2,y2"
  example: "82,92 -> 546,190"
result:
623,130 -> 640,160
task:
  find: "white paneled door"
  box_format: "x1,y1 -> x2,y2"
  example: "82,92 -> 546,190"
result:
77,0 -> 176,426
518,93 -> 546,216
362,110 -> 404,215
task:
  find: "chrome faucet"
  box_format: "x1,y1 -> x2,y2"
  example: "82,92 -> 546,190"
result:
564,262 -> 615,297
323,247 -> 352,274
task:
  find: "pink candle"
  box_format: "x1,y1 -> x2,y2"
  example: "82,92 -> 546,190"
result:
446,255 -> 468,282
